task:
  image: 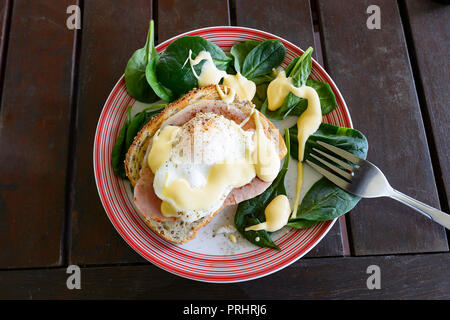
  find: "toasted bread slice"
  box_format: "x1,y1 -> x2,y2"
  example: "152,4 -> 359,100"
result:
124,85 -> 287,244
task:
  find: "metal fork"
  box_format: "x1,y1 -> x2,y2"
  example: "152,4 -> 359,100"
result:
306,141 -> 450,230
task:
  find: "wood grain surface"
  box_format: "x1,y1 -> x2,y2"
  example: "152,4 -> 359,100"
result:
0,0 -> 75,268
1,253 -> 449,299
70,0 -> 153,265
158,0 -> 229,42
234,0 -> 315,50
317,0 -> 448,255
403,0 -> 450,210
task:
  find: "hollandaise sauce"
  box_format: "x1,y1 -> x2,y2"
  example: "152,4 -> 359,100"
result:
185,50 -> 227,87
267,70 -> 322,219
245,195 -> 291,232
222,72 -> 256,101
216,85 -> 236,104
162,158 -> 255,212
252,111 -> 280,182
147,126 -> 180,173
186,50 -> 256,101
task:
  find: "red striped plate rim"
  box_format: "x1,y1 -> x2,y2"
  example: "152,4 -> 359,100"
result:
93,26 -> 352,283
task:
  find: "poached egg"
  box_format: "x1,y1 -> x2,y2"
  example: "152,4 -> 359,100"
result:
151,112 -> 256,222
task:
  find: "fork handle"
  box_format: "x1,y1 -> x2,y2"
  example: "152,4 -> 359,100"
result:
389,189 -> 450,230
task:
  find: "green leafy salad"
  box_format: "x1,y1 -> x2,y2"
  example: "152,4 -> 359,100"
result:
111,20 -> 368,250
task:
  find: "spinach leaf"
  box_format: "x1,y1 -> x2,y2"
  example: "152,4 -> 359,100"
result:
230,40 -> 260,74
125,105 -> 165,151
288,122 -> 368,163
260,79 -> 337,120
156,36 -> 232,96
262,47 -> 313,119
257,47 -> 337,120
111,107 -> 132,179
226,52 -> 237,75
252,82 -> 269,109
251,73 -> 276,85
287,122 -> 368,228
286,47 -> 313,87
111,104 -> 165,180
241,40 -> 286,80
145,55 -> 175,102
259,92 -> 305,121
124,20 -> 159,103
288,178 -> 361,228
234,129 -> 291,250
303,79 -> 337,115
251,73 -> 277,109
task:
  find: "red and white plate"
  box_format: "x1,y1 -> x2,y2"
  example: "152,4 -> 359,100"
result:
93,26 -> 352,283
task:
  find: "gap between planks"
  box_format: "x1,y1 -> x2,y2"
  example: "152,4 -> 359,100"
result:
0,0 -> 13,114
62,0 -> 84,266
310,0 -> 351,256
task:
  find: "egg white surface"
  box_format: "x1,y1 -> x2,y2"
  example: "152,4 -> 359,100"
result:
153,112 -> 255,223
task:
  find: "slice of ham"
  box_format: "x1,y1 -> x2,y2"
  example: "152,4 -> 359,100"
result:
224,178 -> 271,205
161,99 -> 256,130
134,165 -> 271,222
134,166 -> 174,222
134,100 -> 272,223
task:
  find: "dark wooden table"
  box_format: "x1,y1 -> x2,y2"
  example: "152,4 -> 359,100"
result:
0,0 -> 449,299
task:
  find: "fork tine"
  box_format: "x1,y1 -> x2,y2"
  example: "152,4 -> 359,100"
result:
316,141 -> 363,165
306,160 -> 351,190
312,148 -> 356,171
310,153 -> 353,180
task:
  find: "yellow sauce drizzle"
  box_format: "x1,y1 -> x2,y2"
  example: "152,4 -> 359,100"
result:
222,72 -> 256,101
245,69 -> 322,231
266,70 -> 322,219
267,70 -> 293,111
186,51 -> 256,101
252,111 -> 280,182
162,158 -> 256,211
245,195 -> 291,232
185,50 -> 227,87
290,87 -> 321,218
160,201 -> 178,217
147,126 -> 180,173
215,85 -> 236,104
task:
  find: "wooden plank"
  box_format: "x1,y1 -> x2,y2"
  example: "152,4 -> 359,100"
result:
403,0 -> 450,209
0,0 -> 75,268
1,253 -> 449,299
234,0 -> 315,52
235,0 -> 346,257
157,0 -> 230,42
70,0 -> 153,264
317,0 -> 448,255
